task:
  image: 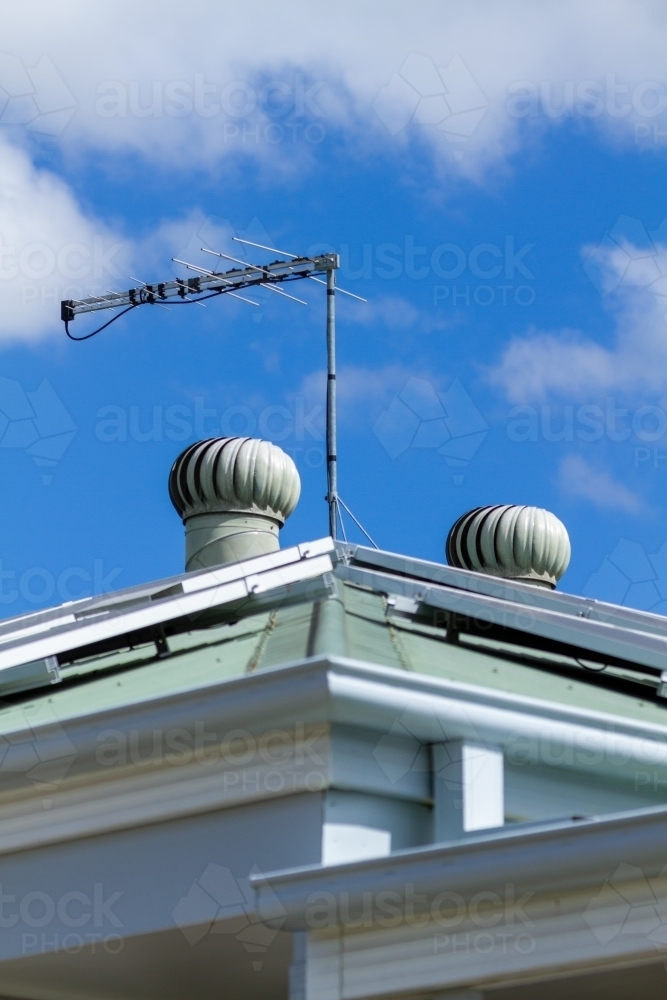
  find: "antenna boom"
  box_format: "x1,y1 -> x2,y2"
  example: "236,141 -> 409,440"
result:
61,253 -> 338,321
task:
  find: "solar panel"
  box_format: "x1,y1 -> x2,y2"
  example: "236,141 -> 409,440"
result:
0,540 -> 335,675
342,543 -> 667,640
338,561 -> 667,679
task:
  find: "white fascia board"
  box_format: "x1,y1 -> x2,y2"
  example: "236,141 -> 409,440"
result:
0,722 -> 333,858
253,801 -> 667,930
1,653 -> 666,781
280,855 -> 667,998
0,547 -> 334,672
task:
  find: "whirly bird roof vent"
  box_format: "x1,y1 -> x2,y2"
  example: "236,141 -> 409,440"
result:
169,437 -> 301,571
446,505 -> 571,589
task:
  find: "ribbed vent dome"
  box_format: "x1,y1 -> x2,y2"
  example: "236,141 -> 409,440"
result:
169,437 -> 301,524
446,505 -> 570,588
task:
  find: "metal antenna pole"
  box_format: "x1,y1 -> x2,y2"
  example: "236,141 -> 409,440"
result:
326,268 -> 338,539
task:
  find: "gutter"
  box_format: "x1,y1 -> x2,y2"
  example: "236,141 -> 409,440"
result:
3,654 -> 667,786
324,657 -> 667,781
252,802 -> 667,929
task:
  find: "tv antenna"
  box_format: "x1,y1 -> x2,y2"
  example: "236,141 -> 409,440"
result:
60,240 -> 377,547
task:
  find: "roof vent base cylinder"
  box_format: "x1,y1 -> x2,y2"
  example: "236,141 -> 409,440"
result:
183,512 -> 281,571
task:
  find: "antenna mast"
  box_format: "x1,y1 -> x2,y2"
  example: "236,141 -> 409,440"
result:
326,268 -> 338,538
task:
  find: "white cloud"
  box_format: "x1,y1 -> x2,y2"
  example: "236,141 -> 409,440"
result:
2,1 -> 667,173
489,328 -> 618,402
0,135 -> 131,341
5,2 -> 667,341
0,167 -> 255,342
340,295 -> 420,330
558,454 -> 642,512
489,237 -> 667,403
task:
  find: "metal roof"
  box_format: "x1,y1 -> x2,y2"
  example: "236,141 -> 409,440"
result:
0,537 -> 665,723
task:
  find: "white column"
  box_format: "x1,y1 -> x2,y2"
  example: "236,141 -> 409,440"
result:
432,740 -> 504,841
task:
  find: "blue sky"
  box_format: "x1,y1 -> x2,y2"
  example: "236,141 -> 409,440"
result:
2,1 -> 667,615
